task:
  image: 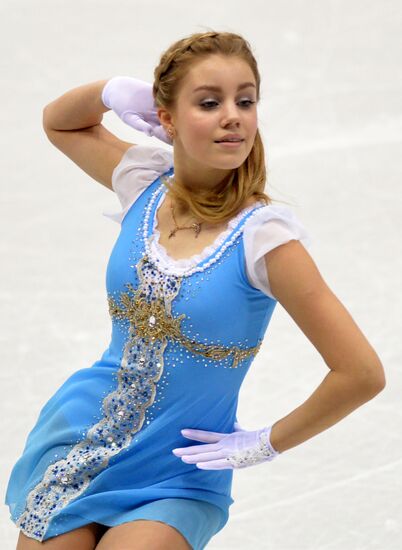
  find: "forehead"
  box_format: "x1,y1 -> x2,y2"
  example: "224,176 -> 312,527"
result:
182,55 -> 256,91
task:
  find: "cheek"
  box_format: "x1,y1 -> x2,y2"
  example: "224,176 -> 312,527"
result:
248,112 -> 258,132
185,110 -> 215,140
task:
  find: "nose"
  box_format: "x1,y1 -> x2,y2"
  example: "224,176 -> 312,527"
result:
220,100 -> 241,127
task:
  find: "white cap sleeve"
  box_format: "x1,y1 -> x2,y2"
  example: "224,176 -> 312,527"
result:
102,144 -> 173,223
243,204 -> 314,300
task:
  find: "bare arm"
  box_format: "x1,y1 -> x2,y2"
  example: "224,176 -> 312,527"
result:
264,240 -> 386,454
43,79 -> 110,129
43,79 -> 136,190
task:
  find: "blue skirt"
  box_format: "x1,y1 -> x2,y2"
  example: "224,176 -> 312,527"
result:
44,497 -> 228,550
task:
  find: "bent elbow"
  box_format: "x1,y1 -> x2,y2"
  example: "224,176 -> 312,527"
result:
42,105 -> 53,133
361,364 -> 386,395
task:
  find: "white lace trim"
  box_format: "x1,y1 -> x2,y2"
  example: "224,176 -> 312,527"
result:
150,190 -> 265,271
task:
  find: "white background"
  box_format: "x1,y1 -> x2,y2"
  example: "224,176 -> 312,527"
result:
1,1 -> 401,548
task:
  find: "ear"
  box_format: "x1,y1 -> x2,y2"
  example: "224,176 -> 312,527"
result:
157,107 -> 174,130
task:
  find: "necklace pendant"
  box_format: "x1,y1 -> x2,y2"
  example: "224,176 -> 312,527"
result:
193,223 -> 201,238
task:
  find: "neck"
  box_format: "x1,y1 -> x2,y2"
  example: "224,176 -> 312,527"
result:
172,145 -> 233,192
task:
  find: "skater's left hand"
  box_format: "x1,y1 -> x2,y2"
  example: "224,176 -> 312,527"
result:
172,422 -> 280,470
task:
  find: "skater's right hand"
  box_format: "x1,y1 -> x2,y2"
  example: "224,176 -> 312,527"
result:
101,76 -> 172,145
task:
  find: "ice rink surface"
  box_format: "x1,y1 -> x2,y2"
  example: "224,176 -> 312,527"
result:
1,1 -> 401,548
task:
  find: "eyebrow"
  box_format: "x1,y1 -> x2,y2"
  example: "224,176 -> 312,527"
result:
192,82 -> 256,93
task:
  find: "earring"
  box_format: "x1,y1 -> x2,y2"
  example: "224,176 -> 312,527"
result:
167,127 -> 174,140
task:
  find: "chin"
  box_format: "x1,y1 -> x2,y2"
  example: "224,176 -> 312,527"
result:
191,147 -> 248,170
216,156 -> 249,169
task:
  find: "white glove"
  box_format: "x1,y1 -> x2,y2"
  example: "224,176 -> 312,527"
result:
101,76 -> 172,145
172,422 -> 280,470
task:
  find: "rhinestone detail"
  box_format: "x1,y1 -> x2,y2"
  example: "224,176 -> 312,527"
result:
225,427 -> 279,468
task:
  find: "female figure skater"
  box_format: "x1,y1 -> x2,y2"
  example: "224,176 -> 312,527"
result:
5,31 -> 385,550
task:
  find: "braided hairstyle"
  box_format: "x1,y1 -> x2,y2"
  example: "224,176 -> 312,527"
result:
153,30 -> 275,226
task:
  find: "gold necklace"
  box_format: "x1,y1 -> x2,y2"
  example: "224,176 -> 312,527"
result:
168,198 -> 204,239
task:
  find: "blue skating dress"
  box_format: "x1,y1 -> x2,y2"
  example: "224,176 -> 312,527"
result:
4,145 -> 312,549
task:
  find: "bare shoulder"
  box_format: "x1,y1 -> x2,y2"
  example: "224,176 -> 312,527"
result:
43,121 -> 136,191
265,240 -> 385,385
265,239 -> 324,302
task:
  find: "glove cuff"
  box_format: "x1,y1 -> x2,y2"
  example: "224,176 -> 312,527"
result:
260,425 -> 281,460
101,76 -> 130,109
101,78 -> 113,109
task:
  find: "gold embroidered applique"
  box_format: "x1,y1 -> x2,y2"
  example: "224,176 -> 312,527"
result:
108,255 -> 262,369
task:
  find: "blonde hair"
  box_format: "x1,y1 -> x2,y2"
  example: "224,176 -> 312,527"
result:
152,30 -> 275,226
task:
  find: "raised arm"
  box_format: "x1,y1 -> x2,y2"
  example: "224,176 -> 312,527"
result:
264,239 -> 386,453
42,79 -> 136,191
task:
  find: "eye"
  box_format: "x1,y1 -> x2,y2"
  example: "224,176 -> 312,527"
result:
200,100 -> 256,109
199,100 -> 217,109
239,100 -> 256,108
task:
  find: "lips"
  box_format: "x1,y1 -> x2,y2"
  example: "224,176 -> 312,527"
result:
214,139 -> 244,143
214,133 -> 244,142
215,140 -> 244,148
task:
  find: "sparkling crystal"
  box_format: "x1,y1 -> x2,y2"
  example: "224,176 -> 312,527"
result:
148,315 -> 156,326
